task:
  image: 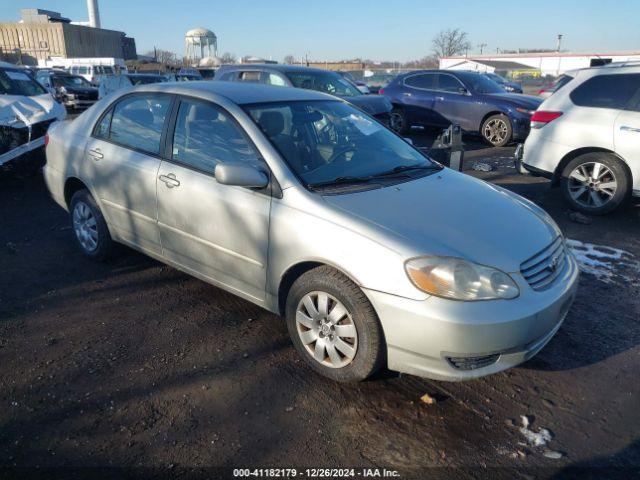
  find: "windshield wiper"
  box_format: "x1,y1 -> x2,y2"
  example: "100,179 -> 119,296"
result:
370,163 -> 442,178
308,175 -> 376,189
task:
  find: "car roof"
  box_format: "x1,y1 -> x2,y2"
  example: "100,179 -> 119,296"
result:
219,63 -> 341,75
132,80 -> 337,104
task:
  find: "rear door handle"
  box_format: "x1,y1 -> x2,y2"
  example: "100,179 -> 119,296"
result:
159,173 -> 180,188
620,125 -> 640,133
88,148 -> 103,160
435,96 -> 445,101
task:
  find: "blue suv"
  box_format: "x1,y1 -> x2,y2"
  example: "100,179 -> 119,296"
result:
381,70 -> 542,146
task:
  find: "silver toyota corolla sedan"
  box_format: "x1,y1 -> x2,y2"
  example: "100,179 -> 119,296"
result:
43,82 -> 579,382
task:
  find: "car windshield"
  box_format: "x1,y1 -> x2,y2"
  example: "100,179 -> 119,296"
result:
96,66 -> 114,75
0,68 -> 47,96
245,100 -> 440,190
485,73 -> 506,84
53,75 -> 92,88
286,71 -> 362,97
458,72 -> 505,94
129,75 -> 165,85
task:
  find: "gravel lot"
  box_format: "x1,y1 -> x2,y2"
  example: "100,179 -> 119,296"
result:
1,131 -> 639,478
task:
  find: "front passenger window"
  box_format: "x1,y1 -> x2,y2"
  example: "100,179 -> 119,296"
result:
171,100 -> 259,175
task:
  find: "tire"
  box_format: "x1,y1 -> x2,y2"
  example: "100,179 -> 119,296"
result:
69,189 -> 113,260
481,114 -> 512,147
389,107 -> 410,135
285,266 -> 385,383
560,152 -> 630,215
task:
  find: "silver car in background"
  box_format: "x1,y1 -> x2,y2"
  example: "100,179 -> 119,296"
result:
43,82 -> 579,382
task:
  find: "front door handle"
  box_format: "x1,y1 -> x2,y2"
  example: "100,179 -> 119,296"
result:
620,125 -> 640,133
159,173 -> 180,188
435,96 -> 445,101
88,148 -> 103,160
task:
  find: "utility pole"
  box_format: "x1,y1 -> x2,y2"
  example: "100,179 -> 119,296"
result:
556,34 -> 563,52
477,43 -> 487,55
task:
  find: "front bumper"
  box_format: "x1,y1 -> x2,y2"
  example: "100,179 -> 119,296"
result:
364,253 -> 579,381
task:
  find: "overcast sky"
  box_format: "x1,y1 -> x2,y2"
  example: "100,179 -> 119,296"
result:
2,0 -> 639,61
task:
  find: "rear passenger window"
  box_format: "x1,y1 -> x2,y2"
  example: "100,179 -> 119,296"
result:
239,71 -> 262,83
404,74 -> 436,90
109,94 -> 172,154
171,99 -> 259,174
570,74 -> 640,109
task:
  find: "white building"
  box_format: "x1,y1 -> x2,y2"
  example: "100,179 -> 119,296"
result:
440,51 -> 640,77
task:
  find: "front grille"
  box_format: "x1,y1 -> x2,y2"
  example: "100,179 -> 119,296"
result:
520,236 -> 567,291
30,119 -> 55,141
447,354 -> 500,371
76,92 -> 98,101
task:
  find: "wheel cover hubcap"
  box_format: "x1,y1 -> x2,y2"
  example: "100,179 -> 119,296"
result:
484,119 -> 508,145
72,201 -> 99,252
568,162 -> 617,209
295,291 -> 358,369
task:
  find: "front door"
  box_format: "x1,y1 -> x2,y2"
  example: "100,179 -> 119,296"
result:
614,83 -> 640,195
156,97 -> 271,302
85,92 -> 174,254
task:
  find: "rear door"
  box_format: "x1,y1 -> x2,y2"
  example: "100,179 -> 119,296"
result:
613,74 -> 640,193
400,73 -> 438,126
156,97 -> 272,301
84,92 -> 174,254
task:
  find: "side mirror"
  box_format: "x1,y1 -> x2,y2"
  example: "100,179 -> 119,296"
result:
458,87 -> 469,95
215,163 -> 269,188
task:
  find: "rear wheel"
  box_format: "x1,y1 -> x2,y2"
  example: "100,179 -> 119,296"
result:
70,189 -> 113,260
560,153 -> 630,215
389,107 -> 410,135
481,114 -> 512,147
285,266 -> 385,383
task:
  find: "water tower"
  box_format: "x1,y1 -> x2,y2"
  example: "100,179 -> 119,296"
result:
185,28 -> 218,66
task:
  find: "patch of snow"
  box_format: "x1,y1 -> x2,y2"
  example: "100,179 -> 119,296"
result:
566,239 -> 640,284
519,415 -> 553,447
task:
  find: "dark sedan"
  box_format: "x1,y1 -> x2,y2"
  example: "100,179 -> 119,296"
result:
215,64 -> 393,124
35,71 -> 98,110
380,70 -> 542,146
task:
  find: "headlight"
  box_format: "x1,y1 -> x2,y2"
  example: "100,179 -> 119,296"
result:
516,107 -> 535,116
505,85 -> 515,92
405,256 -> 519,301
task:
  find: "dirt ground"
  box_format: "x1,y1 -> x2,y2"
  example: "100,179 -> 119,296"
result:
1,132 -> 639,479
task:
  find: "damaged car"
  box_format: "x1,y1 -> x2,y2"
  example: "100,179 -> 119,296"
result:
36,71 -> 99,111
0,63 -> 67,169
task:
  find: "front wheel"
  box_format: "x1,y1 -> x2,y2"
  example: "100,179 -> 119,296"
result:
560,153 -> 630,215
481,114 -> 512,147
285,266 -> 385,383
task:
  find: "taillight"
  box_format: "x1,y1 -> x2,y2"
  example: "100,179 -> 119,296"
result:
530,111 -> 563,129
378,88 -> 385,95
537,88 -> 547,95
44,133 -> 50,147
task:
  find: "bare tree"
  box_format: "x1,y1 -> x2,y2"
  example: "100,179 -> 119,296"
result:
432,28 -> 472,58
220,52 -> 237,64
144,49 -> 180,66
283,54 -> 296,64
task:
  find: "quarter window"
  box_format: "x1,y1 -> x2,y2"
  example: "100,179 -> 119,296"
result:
94,109 -> 113,139
404,74 -> 436,90
171,99 -> 259,174
108,94 -> 172,154
570,74 -> 640,109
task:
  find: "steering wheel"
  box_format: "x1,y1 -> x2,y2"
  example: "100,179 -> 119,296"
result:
327,146 -> 357,164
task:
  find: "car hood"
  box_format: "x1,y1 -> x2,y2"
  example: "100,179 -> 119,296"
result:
344,94 -> 392,115
62,86 -> 98,94
322,169 -> 559,273
0,93 -> 66,127
485,93 -> 542,110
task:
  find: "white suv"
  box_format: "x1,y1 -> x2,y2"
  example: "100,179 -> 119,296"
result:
519,63 -> 640,214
